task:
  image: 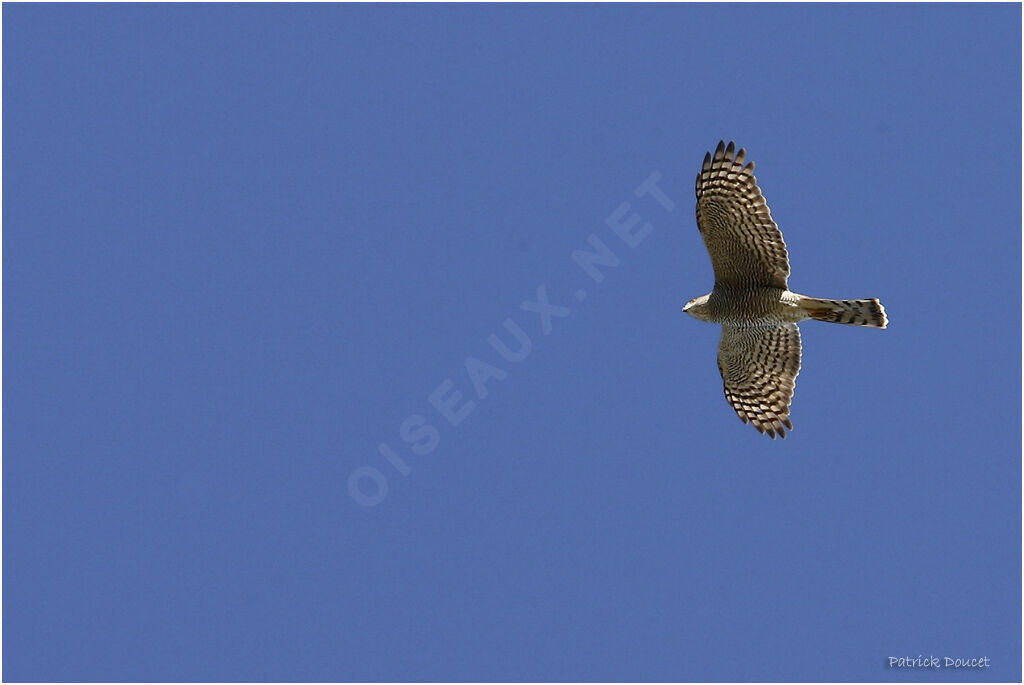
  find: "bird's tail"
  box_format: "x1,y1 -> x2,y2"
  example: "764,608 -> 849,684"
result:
798,296 -> 888,328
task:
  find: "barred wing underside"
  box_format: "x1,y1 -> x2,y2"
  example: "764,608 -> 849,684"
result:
717,323 -> 802,439
696,141 -> 790,289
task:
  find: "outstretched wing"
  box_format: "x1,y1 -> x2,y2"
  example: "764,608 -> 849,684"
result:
695,141 -> 790,289
717,323 -> 802,439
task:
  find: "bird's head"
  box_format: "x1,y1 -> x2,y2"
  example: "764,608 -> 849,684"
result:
682,294 -> 712,321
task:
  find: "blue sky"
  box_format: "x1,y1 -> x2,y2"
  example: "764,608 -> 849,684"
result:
3,3 -> 1020,682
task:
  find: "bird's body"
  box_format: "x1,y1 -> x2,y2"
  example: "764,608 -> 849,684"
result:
688,286 -> 800,325
687,286 -> 884,327
683,141 -> 887,438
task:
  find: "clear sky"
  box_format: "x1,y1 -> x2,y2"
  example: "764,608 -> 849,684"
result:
3,3 -> 1020,682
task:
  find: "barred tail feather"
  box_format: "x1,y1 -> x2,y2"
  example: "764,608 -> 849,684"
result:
799,297 -> 888,328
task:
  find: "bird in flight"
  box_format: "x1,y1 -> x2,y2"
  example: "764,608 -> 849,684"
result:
682,141 -> 887,438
